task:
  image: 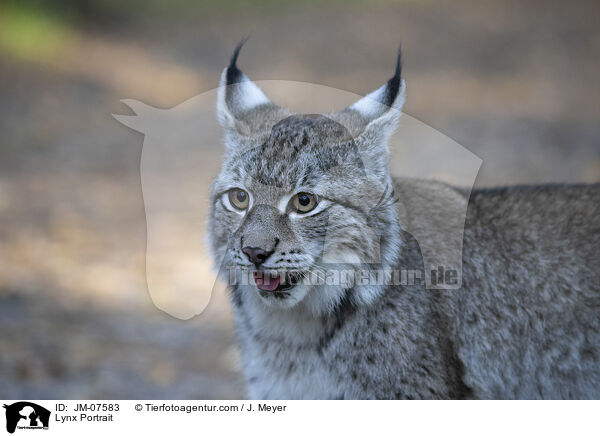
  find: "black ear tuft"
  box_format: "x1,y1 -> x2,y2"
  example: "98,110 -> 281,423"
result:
226,36 -> 250,85
384,46 -> 402,107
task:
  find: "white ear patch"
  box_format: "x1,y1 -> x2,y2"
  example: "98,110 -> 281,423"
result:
350,84 -> 389,118
235,75 -> 270,111
350,79 -> 406,120
218,68 -> 270,113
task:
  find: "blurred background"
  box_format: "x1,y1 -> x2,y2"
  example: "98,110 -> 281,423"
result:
0,0 -> 599,399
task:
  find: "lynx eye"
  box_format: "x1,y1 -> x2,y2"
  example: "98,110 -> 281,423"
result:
228,188 -> 250,211
291,192 -> 318,214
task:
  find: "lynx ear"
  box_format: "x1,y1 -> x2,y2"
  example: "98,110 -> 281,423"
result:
217,40 -> 286,143
329,48 -> 405,178
347,47 -> 405,147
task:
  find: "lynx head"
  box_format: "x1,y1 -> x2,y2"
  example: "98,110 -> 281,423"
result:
208,42 -> 405,315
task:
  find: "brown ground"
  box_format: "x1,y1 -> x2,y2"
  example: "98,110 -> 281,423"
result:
0,0 -> 599,398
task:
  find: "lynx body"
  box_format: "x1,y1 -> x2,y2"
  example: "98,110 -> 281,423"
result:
207,43 -> 600,399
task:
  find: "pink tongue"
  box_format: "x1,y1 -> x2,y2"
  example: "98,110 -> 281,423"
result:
253,272 -> 281,291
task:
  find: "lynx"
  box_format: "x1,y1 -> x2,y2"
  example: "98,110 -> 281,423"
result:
207,42 -> 600,399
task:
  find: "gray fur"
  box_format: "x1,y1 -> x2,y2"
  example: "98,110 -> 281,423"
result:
207,47 -> 600,399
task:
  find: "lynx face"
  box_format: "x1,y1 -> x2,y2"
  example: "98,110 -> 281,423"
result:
208,42 -> 406,314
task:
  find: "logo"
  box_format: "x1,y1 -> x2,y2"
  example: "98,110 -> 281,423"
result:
3,402 -> 50,434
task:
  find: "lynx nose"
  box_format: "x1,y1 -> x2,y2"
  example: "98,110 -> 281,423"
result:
242,246 -> 274,267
